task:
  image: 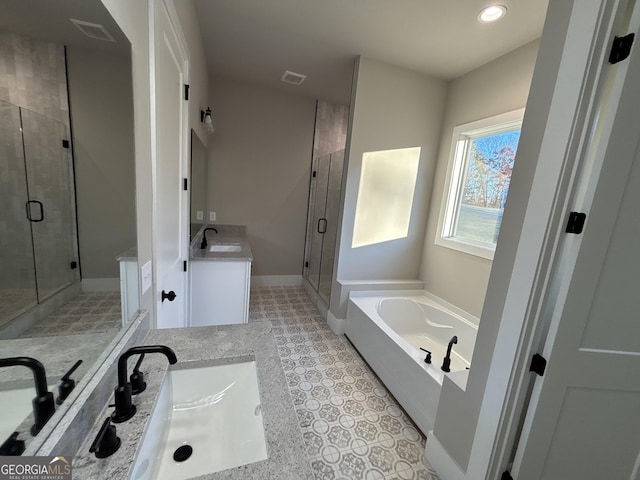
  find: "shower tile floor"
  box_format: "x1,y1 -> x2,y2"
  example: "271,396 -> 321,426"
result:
249,286 -> 439,480
18,291 -> 122,338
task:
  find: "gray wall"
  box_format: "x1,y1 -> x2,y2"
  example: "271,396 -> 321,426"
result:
420,40 -> 540,318
331,57 -> 447,316
208,77 -> 316,276
66,47 -> 136,279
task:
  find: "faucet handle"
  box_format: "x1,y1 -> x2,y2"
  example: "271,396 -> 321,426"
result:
89,417 -> 121,458
57,359 -> 83,405
0,432 -> 25,456
130,354 -> 146,395
419,348 -> 432,364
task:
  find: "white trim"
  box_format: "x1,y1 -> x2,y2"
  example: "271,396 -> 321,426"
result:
250,275 -> 303,287
435,108 -> 525,260
81,278 -> 120,292
327,310 -> 346,335
425,432 -> 467,480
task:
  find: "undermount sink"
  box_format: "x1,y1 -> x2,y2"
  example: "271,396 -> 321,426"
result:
209,244 -> 242,253
130,360 -> 267,480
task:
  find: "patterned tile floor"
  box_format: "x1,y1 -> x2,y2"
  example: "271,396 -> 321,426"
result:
19,291 -> 122,338
249,286 -> 439,480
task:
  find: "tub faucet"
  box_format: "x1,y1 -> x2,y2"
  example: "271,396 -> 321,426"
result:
111,345 -> 177,423
200,227 -> 219,249
0,357 -> 55,435
441,336 -> 458,372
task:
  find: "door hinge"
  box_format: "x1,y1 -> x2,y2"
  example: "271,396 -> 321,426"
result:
184,84 -> 190,100
183,178 -> 188,191
305,261 -> 309,268
70,261 -> 78,270
609,33 -> 635,64
529,353 -> 547,376
62,139 -> 70,149
312,171 -> 316,178
501,471 -> 514,480
183,260 -> 187,272
565,211 -> 586,234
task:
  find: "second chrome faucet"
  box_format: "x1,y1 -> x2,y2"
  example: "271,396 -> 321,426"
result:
111,345 -> 177,423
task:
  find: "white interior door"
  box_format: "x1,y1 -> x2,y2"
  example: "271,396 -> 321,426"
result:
511,16 -> 640,479
152,0 -> 188,329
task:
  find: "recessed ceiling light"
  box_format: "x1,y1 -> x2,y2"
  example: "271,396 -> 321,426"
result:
478,5 -> 507,23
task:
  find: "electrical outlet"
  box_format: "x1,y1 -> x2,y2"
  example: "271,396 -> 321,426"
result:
196,210 -> 204,221
141,261 -> 152,294
209,211 -> 216,222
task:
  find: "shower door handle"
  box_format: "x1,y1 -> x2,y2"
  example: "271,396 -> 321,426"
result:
26,200 -> 44,222
317,218 -> 327,234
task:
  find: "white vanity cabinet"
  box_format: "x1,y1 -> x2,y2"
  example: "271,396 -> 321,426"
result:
189,260 -> 251,326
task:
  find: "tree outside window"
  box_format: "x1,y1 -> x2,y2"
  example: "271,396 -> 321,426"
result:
436,109 -> 524,259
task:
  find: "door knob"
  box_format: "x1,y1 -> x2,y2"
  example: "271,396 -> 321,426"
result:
161,290 -> 176,302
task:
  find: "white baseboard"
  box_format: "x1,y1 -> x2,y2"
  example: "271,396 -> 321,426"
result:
327,310 -> 347,335
425,431 -> 467,480
81,278 -> 120,292
251,275 -> 303,287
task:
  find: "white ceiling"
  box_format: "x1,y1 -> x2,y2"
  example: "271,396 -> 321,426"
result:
194,0 -> 549,104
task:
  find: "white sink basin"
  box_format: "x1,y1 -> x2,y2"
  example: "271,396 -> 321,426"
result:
209,244 -> 242,253
130,360 -> 267,480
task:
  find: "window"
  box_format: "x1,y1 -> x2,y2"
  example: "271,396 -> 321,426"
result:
436,109 -> 524,259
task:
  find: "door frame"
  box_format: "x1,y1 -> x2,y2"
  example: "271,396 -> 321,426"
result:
149,0 -> 190,328
481,0 -> 640,477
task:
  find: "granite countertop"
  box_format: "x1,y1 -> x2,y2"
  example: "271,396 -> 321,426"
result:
190,224 -> 253,262
115,247 -> 137,262
71,323 -> 313,480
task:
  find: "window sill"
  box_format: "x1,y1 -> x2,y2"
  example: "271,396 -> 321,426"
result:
434,236 -> 495,260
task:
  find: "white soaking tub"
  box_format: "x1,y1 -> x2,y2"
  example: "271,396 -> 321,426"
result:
346,290 -> 478,434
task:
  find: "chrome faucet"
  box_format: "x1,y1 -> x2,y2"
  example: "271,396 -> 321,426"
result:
0,357 -> 55,435
441,336 -> 458,372
111,345 -> 177,423
200,227 -> 219,249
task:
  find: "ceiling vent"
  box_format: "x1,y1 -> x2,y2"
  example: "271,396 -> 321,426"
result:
70,19 -> 116,42
280,70 -> 307,86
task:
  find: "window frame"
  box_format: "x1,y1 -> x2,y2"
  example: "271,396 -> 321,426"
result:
435,108 -> 525,260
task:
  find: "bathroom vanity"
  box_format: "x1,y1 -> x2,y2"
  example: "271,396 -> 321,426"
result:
189,225 -> 253,326
69,322 -> 313,479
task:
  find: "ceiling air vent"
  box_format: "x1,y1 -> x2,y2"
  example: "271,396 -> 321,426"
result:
70,19 -> 116,42
280,70 -> 307,86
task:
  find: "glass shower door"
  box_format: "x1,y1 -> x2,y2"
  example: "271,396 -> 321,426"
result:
306,154 -> 330,291
0,100 -> 38,327
21,108 -> 76,301
318,150 -> 344,303
303,149 -> 345,304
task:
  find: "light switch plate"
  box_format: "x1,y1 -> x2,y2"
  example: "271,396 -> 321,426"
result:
141,261 -> 152,294
196,210 -> 204,221
209,211 -> 216,221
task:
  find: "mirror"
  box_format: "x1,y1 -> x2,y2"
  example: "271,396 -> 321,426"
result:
0,0 -> 136,452
190,129 -> 209,239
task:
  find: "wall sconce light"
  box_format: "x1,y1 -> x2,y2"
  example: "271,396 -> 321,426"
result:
201,107 -> 214,134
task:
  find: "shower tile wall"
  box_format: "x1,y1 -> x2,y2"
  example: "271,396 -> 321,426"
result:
313,100 -> 349,160
0,33 -> 74,327
0,33 -> 69,124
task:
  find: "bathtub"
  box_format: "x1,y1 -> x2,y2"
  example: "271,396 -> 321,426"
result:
346,290 -> 478,434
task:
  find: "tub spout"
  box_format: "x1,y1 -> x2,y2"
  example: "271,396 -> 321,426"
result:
441,336 -> 458,372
